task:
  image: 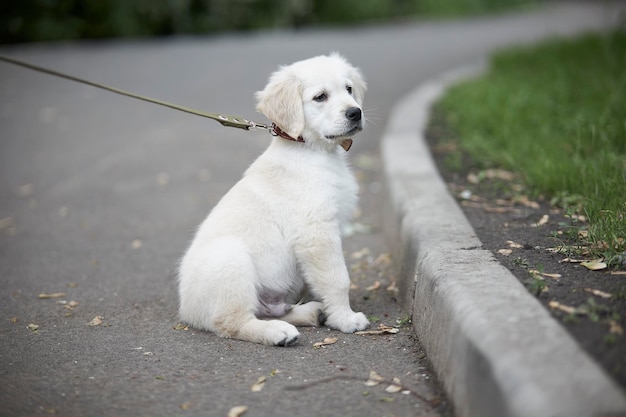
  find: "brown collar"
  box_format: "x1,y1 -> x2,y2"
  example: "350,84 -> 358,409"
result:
271,123 -> 352,152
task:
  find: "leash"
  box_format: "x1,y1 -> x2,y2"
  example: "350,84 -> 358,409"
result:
0,54 -> 271,133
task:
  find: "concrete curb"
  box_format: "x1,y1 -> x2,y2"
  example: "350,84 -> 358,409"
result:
381,63 -> 626,417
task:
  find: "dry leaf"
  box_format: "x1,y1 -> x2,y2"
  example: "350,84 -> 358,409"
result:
179,402 -> 191,410
251,376 -> 266,392
350,248 -> 370,260
365,371 -> 384,386
88,316 -> 103,326
0,217 -> 14,229
532,214 -> 549,227
581,260 -> 607,271
228,405 -> 248,417
17,183 -> 34,197
385,377 -> 403,393
365,281 -> 381,291
548,301 -> 576,315
497,249 -> 512,256
584,288 -> 612,299
38,292 -> 66,299
561,258 -> 586,263
156,172 -> 170,186
27,323 -> 39,331
372,253 -> 392,267
313,337 -> 338,348
173,323 -> 189,331
386,281 -> 398,294
355,324 -> 399,336
529,269 -> 561,280
506,240 -> 523,249
609,320 -> 624,335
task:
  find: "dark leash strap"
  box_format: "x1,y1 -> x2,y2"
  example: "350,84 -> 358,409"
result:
0,54 -> 271,132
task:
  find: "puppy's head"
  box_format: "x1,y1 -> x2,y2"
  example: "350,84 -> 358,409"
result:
256,53 -> 366,150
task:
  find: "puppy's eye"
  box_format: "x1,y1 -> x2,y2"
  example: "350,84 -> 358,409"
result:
346,86 -> 353,94
313,93 -> 328,102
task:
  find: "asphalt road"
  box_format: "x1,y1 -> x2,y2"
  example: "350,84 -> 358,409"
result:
0,3 -> 618,416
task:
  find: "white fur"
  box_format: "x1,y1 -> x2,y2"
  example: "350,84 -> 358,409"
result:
178,53 -> 369,346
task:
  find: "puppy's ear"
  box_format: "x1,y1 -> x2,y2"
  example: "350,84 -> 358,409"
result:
256,68 -> 304,139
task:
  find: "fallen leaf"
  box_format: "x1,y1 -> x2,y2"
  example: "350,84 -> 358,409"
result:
506,240 -> 523,249
497,249 -> 513,256
385,377 -> 403,393
532,214 -> 549,227
584,288 -> 612,299
528,269 -> 561,280
560,258 -> 586,263
0,217 -> 14,229
548,301 -> 576,315
372,253 -> 392,267
27,323 -> 39,331
365,281 -> 381,291
88,316 -> 103,326
484,206 -> 516,214
251,376 -> 266,392
269,369 -> 280,377
156,172 -> 170,186
10,317 -> 18,323
386,281 -> 398,294
173,323 -> 189,331
609,320 -> 624,335
228,405 -> 248,417
350,248 -> 370,260
38,292 -> 66,299
355,324 -> 399,336
313,337 -> 338,348
179,402 -> 191,410
17,183 -> 33,197
517,197 -> 540,209
365,371 -> 384,386
581,260 -> 607,271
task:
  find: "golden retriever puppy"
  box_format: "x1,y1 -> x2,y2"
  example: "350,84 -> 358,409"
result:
178,53 -> 369,346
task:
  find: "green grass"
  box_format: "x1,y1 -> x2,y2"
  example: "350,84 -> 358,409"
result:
437,30 -> 626,262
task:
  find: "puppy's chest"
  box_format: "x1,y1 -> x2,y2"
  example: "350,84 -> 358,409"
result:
292,163 -> 357,218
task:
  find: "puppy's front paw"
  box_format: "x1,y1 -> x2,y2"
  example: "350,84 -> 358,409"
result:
326,311 -> 369,333
268,320 -> 300,347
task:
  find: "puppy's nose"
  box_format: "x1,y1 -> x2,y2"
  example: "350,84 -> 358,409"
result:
345,107 -> 362,122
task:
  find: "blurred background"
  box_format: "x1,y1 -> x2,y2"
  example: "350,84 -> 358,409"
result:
1,0 -> 536,44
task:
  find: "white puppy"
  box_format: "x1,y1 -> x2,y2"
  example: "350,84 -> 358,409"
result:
178,53 -> 369,346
